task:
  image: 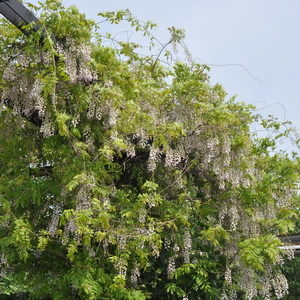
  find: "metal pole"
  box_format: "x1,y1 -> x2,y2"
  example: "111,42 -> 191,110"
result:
0,0 -> 39,35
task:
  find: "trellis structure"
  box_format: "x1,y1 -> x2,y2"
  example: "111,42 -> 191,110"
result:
0,0 -> 39,35
280,234 -> 300,256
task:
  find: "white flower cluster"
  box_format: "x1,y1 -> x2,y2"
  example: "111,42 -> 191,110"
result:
47,205 -> 61,236
148,147 -> 161,172
108,108 -> 118,127
274,188 -> 294,208
87,246 -> 96,257
87,103 -> 121,130
222,137 -> 231,167
164,237 -> 172,250
1,72 -> 47,121
62,180 -> 95,242
104,80 -> 113,88
224,266 -> 232,284
228,206 -> 239,231
138,209 -> 146,223
255,204 -> 276,222
132,129 -> 149,148
239,269 -> 257,300
126,145 -> 136,158
3,63 -> 17,81
137,142 -> 184,172
58,40 -> 98,84
271,273 -> 289,299
130,264 -> 140,286
102,239 -> 108,254
62,218 -> 77,245
0,54 -> 60,134
260,278 -> 272,300
284,248 -> 295,260
182,133 -> 257,191
117,235 -> 127,251
0,254 -> 8,278
115,258 -> 128,276
165,149 -> 181,168
151,243 -> 160,258
167,256 -> 176,278
76,183 -> 94,210
173,243 -> 180,253
203,137 -> 219,165
40,116 -> 55,137
71,113 -> 80,127
182,231 -> 192,263
87,100 -> 102,121
219,203 -> 239,231
234,268 -> 289,300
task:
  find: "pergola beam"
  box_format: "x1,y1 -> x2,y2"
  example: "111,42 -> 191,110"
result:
279,233 -> 300,256
0,0 -> 39,35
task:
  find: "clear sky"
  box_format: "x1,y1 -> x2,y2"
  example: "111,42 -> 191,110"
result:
29,0 -> 300,151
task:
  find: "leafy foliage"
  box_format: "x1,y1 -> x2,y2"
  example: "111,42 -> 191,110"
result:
282,256 -> 300,300
0,1 -> 299,299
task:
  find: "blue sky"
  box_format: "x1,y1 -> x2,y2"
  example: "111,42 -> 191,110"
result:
29,0 -> 300,150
